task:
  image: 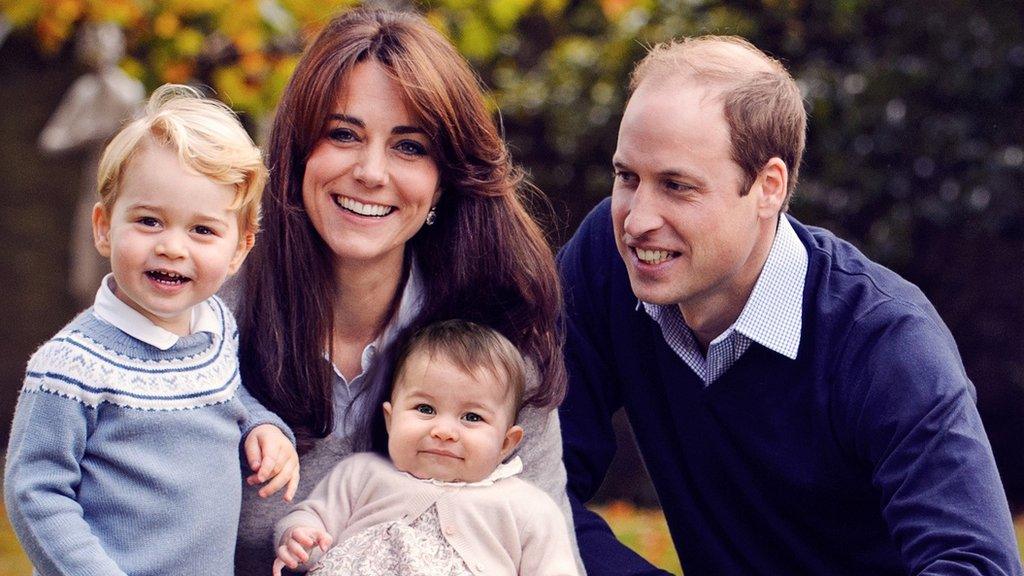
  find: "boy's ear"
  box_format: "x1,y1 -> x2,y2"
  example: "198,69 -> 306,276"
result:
92,203 -> 112,258
500,425 -> 524,460
382,401 -> 393,434
227,231 -> 256,275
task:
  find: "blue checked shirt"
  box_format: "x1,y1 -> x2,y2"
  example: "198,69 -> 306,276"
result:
641,215 -> 808,385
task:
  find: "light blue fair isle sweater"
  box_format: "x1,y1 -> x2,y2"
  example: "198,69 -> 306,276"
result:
4,295 -> 290,576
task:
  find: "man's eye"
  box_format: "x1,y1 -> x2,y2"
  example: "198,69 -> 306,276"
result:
463,412 -> 483,423
415,404 -> 434,415
665,180 -> 695,192
614,170 -> 637,185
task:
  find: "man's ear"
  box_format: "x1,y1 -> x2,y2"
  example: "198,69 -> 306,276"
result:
228,231 -> 256,275
500,425 -> 524,460
92,203 -> 112,258
382,401 -> 393,435
754,157 -> 788,219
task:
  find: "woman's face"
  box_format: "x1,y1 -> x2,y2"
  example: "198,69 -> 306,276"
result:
302,60 -> 441,274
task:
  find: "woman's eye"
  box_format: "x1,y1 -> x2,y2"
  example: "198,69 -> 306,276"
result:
463,412 -> 483,423
396,140 -> 428,156
328,128 -> 357,143
415,404 -> 435,415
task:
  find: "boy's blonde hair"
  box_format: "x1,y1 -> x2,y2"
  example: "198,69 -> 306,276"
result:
96,84 -> 266,232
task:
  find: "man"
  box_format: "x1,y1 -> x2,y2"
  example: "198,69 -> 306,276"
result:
558,36 -> 1022,575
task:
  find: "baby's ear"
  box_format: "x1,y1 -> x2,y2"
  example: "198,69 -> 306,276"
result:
382,402 -> 393,434
92,203 -> 112,258
500,425 -> 524,459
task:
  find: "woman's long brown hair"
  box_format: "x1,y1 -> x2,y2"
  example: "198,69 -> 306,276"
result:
237,7 -> 565,452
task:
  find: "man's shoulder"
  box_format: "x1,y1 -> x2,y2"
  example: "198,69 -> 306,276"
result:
791,216 -> 953,359
793,216 -> 936,323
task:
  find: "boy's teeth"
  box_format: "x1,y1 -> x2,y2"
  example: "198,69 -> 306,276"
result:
336,196 -> 393,217
637,249 -> 672,264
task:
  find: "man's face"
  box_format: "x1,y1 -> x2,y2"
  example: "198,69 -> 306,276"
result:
611,77 -> 776,324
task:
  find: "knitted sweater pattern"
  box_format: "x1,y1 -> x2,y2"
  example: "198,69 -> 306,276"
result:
5,296 -> 275,576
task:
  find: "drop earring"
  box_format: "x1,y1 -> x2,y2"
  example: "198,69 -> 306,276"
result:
425,207 -> 437,226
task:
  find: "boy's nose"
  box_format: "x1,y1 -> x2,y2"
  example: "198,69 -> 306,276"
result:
155,233 -> 187,259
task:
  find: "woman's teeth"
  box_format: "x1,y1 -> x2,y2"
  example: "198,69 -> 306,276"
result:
334,195 -> 394,217
636,249 -> 673,265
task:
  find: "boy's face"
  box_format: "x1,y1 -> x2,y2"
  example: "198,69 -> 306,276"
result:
92,143 -> 254,335
383,350 -> 524,483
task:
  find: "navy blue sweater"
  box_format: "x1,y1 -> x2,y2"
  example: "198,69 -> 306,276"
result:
559,199 -> 1022,576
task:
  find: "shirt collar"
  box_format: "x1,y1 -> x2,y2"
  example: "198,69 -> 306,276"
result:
730,215 -> 807,359
413,456 -> 524,488
93,273 -> 219,350
639,214 -> 807,360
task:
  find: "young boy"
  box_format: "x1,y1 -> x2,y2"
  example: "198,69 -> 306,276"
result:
4,84 -> 298,576
273,320 -> 579,576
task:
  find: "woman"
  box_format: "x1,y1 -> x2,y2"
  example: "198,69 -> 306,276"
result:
233,8 -> 574,574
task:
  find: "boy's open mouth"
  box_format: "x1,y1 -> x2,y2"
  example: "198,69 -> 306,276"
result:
146,270 -> 191,285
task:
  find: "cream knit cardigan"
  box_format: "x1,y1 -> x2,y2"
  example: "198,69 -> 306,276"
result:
275,452 -> 579,576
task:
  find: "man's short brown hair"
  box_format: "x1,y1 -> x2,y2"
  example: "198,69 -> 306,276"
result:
631,36 -> 807,210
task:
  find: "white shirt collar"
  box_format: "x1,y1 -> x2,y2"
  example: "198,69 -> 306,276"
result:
730,214 -> 808,359
413,456 -> 524,488
92,273 -> 220,350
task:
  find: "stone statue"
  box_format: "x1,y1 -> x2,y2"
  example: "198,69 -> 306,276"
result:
39,22 -> 145,305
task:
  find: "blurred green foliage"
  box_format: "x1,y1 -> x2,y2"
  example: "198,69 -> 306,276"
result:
2,0 -> 1023,509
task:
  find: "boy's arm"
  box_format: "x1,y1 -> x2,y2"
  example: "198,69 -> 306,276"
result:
235,377 -> 295,444
4,382 -> 128,576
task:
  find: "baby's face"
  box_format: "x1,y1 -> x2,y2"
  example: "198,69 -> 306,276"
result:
383,351 -> 523,483
93,143 -> 252,335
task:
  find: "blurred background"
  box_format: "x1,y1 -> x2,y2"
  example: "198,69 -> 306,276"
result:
1,0 -> 1022,573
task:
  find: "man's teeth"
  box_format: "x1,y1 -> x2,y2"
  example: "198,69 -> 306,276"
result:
335,196 -> 394,217
636,249 -> 672,264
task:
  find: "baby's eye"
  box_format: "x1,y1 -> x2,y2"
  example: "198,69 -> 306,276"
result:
463,412 -> 484,423
415,404 -> 435,415
193,225 -> 215,236
137,217 -> 160,227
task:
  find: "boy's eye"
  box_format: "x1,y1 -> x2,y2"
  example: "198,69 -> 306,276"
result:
414,404 -> 434,415
463,412 -> 484,423
138,217 -> 160,227
193,225 -> 215,236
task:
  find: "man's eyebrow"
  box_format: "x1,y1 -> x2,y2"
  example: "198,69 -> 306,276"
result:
328,113 -> 427,136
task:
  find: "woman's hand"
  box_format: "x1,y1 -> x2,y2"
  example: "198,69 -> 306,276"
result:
243,424 -> 300,501
273,526 -> 333,576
